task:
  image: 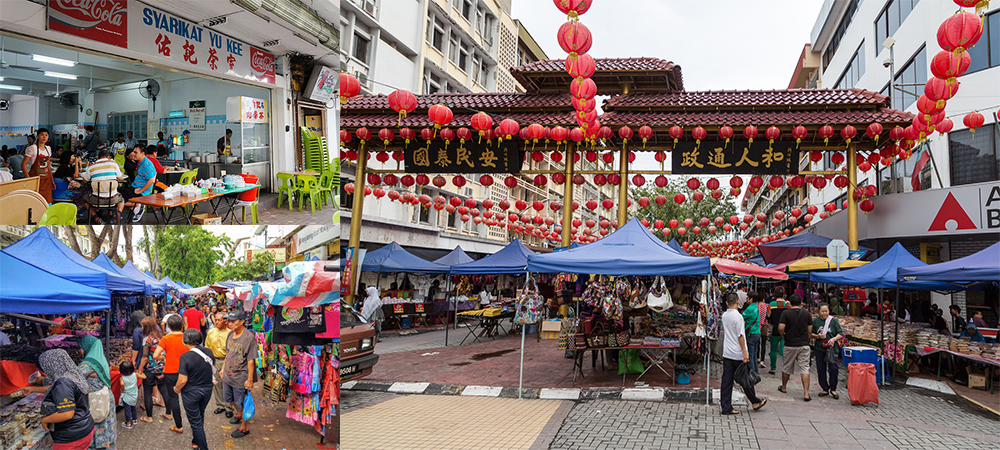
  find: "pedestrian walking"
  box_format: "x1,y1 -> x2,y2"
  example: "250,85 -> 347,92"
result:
174,329 -> 216,450
767,287 -> 789,374
204,312 -> 233,418
778,294 -> 814,401
222,311 -> 257,439
154,314 -> 188,434
138,317 -> 167,423
741,291 -> 764,375
812,303 -> 843,399
118,361 -> 138,429
720,293 -> 767,415
39,349 -> 95,450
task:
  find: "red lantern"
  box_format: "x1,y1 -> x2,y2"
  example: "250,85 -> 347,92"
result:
602,199 -> 615,210
791,125 -> 808,148
692,191 -> 705,202
765,126 -> 781,145
964,111 -> 985,134
749,176 -> 764,189
632,174 -> 646,186
716,125 -> 734,146
570,77 -> 597,99
655,195 -> 666,206
674,193 -> 686,204
452,175 -> 466,188
565,53 -> 596,79
439,128 -> 456,147
573,174 -> 585,185
572,96 -> 596,113
938,12 -> 984,57
376,128 -> 394,147
387,89 -> 417,123
930,50 -> 971,84
831,152 -> 845,166
668,125 -> 683,148
924,78 -> 960,111
840,125 -> 857,148
687,178 -> 700,190
652,175 -> 669,188
730,187 -> 741,197
638,197 -> 650,208
420,127 -> 435,145
470,112 -> 494,141
498,119 -> 520,140
866,122 -> 883,145
533,175 -> 548,187
859,161 -> 872,172
607,173 -> 621,185
729,176 -> 743,188
937,118 -> 955,135
340,72 -> 360,103
431,176 -> 446,188
833,175 -> 849,189
428,103 -> 453,129
691,126 -> 707,145
637,126 -> 653,148
818,125 -> 835,146
557,21 -> 593,57
860,199 -> 875,215
742,125 -> 759,145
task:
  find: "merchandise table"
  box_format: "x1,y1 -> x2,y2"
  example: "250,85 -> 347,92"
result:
915,346 -> 1000,393
457,309 -> 515,345
205,184 -> 260,224
571,345 -> 678,386
131,191 -> 222,224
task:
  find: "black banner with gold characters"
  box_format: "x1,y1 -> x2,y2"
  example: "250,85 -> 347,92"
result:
671,140 -> 799,175
403,139 -> 522,173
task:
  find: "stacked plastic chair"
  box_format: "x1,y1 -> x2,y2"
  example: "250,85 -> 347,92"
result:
301,127 -> 330,174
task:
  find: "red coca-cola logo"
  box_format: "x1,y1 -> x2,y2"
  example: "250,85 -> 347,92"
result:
251,49 -> 273,72
54,0 -> 126,26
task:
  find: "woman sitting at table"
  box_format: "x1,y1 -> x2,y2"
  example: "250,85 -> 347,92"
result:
961,322 -> 986,343
52,151 -> 85,203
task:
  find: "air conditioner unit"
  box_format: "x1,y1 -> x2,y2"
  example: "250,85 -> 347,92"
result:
363,0 -> 377,16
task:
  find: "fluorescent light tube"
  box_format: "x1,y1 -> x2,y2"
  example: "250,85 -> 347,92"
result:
0,84 -> 22,90
33,54 -> 77,67
44,71 -> 77,80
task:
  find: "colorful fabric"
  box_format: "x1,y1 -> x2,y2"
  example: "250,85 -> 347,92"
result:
80,364 -> 117,450
142,336 -> 164,375
285,392 -> 319,426
79,336 -> 111,389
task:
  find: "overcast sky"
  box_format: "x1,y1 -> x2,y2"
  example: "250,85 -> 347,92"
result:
512,0 -> 825,91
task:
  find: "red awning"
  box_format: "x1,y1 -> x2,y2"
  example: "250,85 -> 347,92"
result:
712,258 -> 788,280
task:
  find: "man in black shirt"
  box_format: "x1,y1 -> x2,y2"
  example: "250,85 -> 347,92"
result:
77,125 -> 100,160
778,294 -> 814,401
174,329 -> 215,450
950,305 -> 967,334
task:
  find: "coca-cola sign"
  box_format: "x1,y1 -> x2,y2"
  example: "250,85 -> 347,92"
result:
249,47 -> 275,84
48,0 -> 128,48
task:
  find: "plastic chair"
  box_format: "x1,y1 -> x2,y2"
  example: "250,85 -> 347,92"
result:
276,173 -> 295,210
39,203 -> 78,225
296,174 -> 322,213
236,177 -> 260,225
178,169 -> 198,185
88,180 -> 122,224
317,171 -> 335,206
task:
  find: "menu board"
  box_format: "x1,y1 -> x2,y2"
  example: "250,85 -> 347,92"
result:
188,100 -> 206,131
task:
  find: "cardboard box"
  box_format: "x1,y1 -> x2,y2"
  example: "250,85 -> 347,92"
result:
967,367 -> 988,390
540,320 -> 562,340
191,213 -> 221,225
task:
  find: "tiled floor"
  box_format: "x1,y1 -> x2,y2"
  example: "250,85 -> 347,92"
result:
133,192 -> 336,225
341,395 -> 566,450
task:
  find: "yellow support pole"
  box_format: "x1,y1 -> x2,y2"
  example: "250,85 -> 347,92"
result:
617,143 -> 629,227
345,146 -> 369,306
561,146 -> 575,247
847,143 -> 858,251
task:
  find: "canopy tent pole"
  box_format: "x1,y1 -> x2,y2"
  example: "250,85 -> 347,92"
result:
893,282 -> 900,383
879,288 -> 885,386
519,323 -> 526,400
847,143 -> 859,251
705,276 -> 711,407
0,313 -> 60,326
444,272 -> 451,346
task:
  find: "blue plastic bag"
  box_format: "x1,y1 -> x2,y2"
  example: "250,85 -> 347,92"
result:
242,393 -> 255,421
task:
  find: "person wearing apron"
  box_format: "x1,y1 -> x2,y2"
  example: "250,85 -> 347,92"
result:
25,128 -> 55,203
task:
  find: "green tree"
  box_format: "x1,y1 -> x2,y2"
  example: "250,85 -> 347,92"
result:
152,227 -> 232,286
214,252 -> 276,282
630,184 -> 739,244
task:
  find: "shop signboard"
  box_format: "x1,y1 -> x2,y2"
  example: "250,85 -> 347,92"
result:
671,141 -> 798,175
147,118 -> 160,140
293,223 -> 339,256
188,100 -> 206,131
47,0 -> 128,48
47,0 -> 276,85
403,140 -> 522,173
247,248 -> 287,264
304,65 -> 338,105
866,181 -> 1000,239
226,96 -> 268,123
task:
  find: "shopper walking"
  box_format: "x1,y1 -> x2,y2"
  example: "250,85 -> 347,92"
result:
204,312 -> 233,418
767,287 -> 790,374
174,329 -> 216,450
77,336 -> 116,449
812,303 -> 843,399
720,293 -> 767,415
741,291 -> 764,375
138,317 -> 167,422
154,314 -> 188,434
118,361 -> 139,429
778,294 -> 814,401
39,349 -> 95,450
222,311 -> 257,439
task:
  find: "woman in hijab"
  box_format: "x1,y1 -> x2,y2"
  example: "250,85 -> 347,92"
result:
78,336 -> 117,449
360,286 -> 385,335
39,349 -> 95,450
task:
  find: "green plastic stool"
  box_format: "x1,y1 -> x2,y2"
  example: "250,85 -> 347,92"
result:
240,201 -> 259,224
296,175 -> 322,213
40,203 -> 78,225
317,171 -> 335,206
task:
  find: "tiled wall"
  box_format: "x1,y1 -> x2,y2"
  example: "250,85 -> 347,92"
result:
159,115 -> 231,157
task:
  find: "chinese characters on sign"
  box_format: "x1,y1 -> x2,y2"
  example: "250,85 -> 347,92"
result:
671,141 -> 798,175
404,140 -> 522,174
226,96 -> 268,123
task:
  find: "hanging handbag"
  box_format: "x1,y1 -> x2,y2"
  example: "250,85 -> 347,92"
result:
629,280 -> 647,309
607,330 -> 618,348
647,276 -> 673,312
614,319 -> 630,348
514,277 -> 544,325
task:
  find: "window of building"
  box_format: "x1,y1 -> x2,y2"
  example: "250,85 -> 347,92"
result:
449,34 -> 460,65
352,32 -> 370,64
424,72 -> 441,94
875,0 -> 921,48
478,61 -> 489,86
517,48 -> 525,67
462,0 -> 474,20
890,45 -> 926,110
834,41 -> 865,89
430,18 -> 445,52
822,0 -> 859,69
949,123 -> 999,186
472,54 -> 482,84
458,42 -> 470,72
965,10 -> 1000,74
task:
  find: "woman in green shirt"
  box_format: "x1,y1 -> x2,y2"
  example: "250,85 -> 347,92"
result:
741,291 -> 764,375
811,303 -> 843,399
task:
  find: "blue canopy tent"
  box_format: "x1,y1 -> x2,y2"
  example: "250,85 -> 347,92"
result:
120,261 -> 167,296
1,227 -> 146,294
92,254 -> 162,296
1,252 -> 111,314
433,246 -> 474,266
757,231 -> 872,265
450,239 -> 535,274
666,238 -> 686,255
810,243 -> 959,290
360,242 -> 449,273
527,219 -> 712,276
746,254 -> 766,267
898,241 -> 1000,287
160,276 -> 186,291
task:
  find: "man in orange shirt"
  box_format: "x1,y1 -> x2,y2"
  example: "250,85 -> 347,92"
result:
154,315 -> 189,434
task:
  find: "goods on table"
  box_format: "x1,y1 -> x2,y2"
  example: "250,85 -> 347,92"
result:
106,338 -> 134,368
838,316 -> 922,345
915,329 -> 952,349
0,393 -> 49,450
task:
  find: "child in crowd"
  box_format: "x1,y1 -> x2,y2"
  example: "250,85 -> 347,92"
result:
119,361 -> 139,429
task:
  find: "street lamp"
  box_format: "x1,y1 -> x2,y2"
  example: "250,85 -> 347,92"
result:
883,37 -> 897,194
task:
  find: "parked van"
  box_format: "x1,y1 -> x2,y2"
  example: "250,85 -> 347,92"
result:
340,301 -> 379,381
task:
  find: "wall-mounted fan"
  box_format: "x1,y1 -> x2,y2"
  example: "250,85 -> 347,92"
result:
138,78 -> 160,111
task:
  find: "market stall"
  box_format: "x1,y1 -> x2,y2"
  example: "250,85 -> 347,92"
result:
359,242 -> 450,329
757,231 -> 872,266
433,246 -> 474,266
525,219 -> 715,400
